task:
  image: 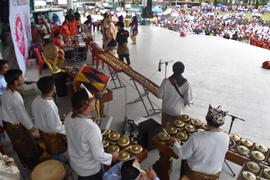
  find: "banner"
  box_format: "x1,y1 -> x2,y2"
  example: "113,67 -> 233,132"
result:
9,0 -> 32,74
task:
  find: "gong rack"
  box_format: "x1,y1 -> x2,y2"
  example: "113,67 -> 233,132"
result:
89,42 -> 160,116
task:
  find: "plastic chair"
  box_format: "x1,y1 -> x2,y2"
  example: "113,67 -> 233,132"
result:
33,48 -> 46,75
34,48 -> 61,74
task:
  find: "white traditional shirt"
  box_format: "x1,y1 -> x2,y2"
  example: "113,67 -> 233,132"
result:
159,78 -> 193,116
0,153 -> 20,180
0,75 -> 7,96
31,95 -> 65,135
1,89 -> 33,129
173,131 -> 229,174
0,75 -> 5,123
65,113 -> 112,176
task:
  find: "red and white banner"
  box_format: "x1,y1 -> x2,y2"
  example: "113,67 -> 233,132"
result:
9,0 -> 31,74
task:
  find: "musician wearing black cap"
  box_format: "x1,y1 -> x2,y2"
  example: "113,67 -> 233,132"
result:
65,87 -> 119,180
159,61 -> 193,127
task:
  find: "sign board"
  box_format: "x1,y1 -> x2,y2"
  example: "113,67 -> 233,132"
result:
9,0 -> 32,74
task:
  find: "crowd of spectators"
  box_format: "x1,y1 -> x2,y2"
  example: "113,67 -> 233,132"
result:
157,5 -> 270,49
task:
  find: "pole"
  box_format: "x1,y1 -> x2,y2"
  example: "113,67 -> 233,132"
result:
225,113 -> 245,177
227,114 -> 245,134
165,62 -> 168,78
159,60 -> 174,78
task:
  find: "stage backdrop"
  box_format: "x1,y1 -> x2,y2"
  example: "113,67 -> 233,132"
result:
9,0 -> 32,74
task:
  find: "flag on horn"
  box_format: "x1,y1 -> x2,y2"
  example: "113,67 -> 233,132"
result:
74,64 -> 111,95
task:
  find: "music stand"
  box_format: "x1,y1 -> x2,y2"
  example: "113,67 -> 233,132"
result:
224,114 -> 245,177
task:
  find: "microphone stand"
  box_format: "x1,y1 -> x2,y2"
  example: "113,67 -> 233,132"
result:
160,60 -> 174,78
224,113 -> 246,177
227,114 -> 245,134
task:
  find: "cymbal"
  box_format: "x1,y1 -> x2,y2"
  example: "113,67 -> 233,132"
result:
102,140 -> 110,148
255,144 -> 268,153
246,161 -> 260,174
176,132 -> 188,141
180,114 -> 190,122
108,132 -> 120,141
157,132 -> 170,141
118,151 -> 130,162
230,134 -> 240,142
251,151 -> 265,161
130,145 -> 143,155
173,120 -> 185,128
106,145 -> 120,153
242,171 -> 256,180
263,168 -> 270,179
237,145 -> 250,156
185,124 -> 195,133
166,126 -> 177,135
117,137 -> 130,147
240,138 -> 253,147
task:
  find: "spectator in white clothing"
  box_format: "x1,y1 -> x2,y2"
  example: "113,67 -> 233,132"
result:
32,76 -> 67,161
159,61 -> 193,127
169,105 -> 229,180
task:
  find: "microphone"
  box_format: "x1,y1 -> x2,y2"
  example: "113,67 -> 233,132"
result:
158,60 -> 162,72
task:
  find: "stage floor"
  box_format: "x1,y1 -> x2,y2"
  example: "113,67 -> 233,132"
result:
93,25 -> 270,145
94,25 -> 270,179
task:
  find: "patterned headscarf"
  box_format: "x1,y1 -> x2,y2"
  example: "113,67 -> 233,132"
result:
206,104 -> 228,125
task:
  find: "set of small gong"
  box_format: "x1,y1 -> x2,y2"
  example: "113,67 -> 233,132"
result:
229,134 -> 270,180
157,115 -> 207,145
102,129 -> 143,161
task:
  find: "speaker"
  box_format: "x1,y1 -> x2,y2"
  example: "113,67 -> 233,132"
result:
53,72 -> 67,97
138,118 -> 161,150
142,0 -> 153,18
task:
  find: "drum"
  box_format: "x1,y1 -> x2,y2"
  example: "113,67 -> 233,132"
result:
30,160 -> 66,180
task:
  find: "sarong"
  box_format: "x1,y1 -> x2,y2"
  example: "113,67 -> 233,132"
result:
3,121 -> 42,167
181,160 -> 220,180
39,130 -> 67,155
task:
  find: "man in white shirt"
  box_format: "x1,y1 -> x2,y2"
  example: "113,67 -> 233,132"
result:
159,61 -> 193,127
65,88 -> 119,180
0,60 -> 9,96
169,105 -> 229,180
1,69 -> 41,168
0,60 -> 9,149
32,76 -> 66,158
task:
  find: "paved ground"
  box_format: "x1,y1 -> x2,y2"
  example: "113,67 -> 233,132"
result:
4,25 -> 270,179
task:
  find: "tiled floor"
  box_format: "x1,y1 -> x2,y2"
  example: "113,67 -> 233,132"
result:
3,25 -> 270,179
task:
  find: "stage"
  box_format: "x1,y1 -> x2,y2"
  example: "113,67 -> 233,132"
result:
9,25 -> 270,179
98,25 -> 270,147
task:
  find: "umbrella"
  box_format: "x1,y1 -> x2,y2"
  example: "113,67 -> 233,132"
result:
152,7 -> 162,13
171,12 -> 179,17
